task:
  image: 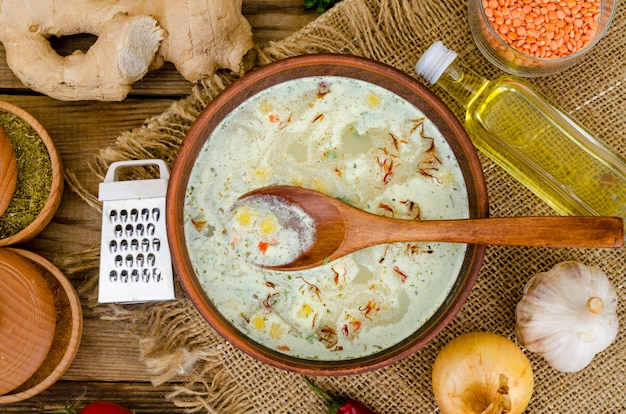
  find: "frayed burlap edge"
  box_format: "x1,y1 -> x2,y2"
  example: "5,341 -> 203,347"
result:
258,0 -> 460,74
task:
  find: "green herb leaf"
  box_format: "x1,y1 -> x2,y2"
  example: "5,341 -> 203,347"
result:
304,0 -> 341,13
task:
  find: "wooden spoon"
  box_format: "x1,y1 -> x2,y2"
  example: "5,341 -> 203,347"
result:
239,186 -> 624,271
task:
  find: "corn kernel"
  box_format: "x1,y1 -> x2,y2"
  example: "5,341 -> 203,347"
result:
252,316 -> 265,330
367,93 -> 381,108
259,214 -> 278,234
269,323 -> 284,339
298,303 -> 314,318
234,208 -> 252,226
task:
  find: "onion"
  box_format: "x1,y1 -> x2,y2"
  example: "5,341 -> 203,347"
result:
432,332 -> 534,414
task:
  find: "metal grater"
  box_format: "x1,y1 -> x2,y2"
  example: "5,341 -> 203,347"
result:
98,159 -> 176,303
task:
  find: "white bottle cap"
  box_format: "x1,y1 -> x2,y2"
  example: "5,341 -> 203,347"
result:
415,41 -> 457,84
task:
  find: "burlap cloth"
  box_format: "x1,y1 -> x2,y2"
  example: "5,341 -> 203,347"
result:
66,0 -> 626,412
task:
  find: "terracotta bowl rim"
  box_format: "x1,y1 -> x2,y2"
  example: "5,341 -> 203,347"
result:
0,100 -> 64,247
167,53 -> 489,375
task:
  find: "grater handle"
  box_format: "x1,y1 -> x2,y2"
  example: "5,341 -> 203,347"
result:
104,159 -> 170,183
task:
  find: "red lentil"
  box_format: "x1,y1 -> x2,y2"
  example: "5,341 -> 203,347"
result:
482,0 -> 601,58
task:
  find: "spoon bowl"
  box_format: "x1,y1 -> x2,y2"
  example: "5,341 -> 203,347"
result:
240,185 -> 624,271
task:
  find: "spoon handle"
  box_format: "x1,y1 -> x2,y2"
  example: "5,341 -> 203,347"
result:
355,216 -> 624,249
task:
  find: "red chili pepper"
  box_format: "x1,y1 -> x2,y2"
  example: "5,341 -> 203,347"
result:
49,401 -> 132,414
304,376 -> 377,414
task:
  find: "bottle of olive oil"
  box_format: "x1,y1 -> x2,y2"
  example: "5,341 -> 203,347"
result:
416,41 -> 626,222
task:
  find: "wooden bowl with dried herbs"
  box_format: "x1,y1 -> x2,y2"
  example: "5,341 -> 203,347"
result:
0,101 -> 63,246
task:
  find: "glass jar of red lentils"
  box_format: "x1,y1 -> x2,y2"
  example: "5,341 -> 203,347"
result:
469,0 -> 615,76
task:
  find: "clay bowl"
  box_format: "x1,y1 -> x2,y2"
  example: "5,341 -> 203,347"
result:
0,101 -> 64,246
167,54 -> 489,375
0,248 -> 82,403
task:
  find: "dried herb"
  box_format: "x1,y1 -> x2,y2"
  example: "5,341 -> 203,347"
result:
0,111 -> 52,239
304,0 -> 341,13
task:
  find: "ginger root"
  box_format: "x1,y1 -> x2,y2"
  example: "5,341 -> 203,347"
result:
154,0 -> 255,82
0,0 -> 254,101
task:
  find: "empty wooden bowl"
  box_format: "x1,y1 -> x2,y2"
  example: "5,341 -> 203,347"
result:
0,248 -> 82,403
0,101 -> 64,246
167,54 -> 490,375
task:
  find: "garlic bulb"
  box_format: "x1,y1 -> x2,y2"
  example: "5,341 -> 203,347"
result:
516,261 -> 618,373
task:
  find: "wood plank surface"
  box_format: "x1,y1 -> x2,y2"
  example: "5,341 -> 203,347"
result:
0,2 -> 317,412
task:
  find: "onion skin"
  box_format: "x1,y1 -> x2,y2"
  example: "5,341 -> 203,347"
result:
432,332 -> 534,414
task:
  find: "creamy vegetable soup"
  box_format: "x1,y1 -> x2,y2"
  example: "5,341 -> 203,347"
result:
184,76 -> 469,360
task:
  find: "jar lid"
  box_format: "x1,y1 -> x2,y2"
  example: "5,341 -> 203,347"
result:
415,41 -> 458,84
0,126 -> 17,217
0,248 -> 56,395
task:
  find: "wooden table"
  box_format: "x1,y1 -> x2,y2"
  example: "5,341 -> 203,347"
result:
1,2 -> 317,412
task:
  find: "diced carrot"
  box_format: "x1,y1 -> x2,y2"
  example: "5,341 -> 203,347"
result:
258,240 -> 270,254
